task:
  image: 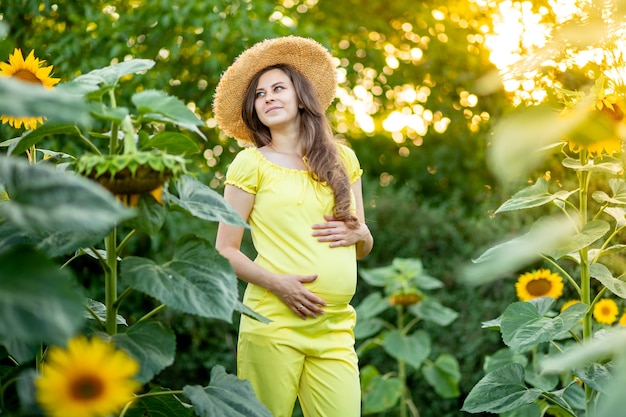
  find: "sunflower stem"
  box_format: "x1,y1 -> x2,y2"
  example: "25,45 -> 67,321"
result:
121,115 -> 137,154
397,305 -> 408,417
104,228 -> 118,335
136,304 -> 167,323
577,150 -> 594,413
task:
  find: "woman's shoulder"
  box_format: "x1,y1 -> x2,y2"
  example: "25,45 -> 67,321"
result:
336,143 -> 359,164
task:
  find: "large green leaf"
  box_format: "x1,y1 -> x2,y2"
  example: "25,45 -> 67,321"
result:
501,299 -> 586,352
113,320 -> 176,384
596,355 -> 626,417
462,216 -> 576,285
124,193 -> 167,236
166,175 -> 247,227
410,298 -> 458,326
540,328 -> 626,373
1,124 -> 84,157
362,375 -> 403,414
121,235 -> 239,321
0,76 -> 90,126
0,156 -> 135,255
461,363 -> 543,413
484,348 -> 529,374
421,354 -> 461,398
125,387 -> 194,417
183,366 -> 272,417
142,131 -> 201,155
590,262 -> 626,299
355,292 -> 390,321
495,178 -> 558,214
382,329 -> 431,369
58,59 -> 156,94
548,220 -> 610,260
0,246 -> 84,350
562,156 -> 623,175
593,178 -> 626,205
132,90 -> 206,140
575,363 -> 613,396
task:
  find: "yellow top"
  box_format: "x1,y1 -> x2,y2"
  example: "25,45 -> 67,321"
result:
225,144 -> 362,303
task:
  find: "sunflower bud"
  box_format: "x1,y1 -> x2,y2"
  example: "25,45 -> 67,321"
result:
388,290 -> 423,307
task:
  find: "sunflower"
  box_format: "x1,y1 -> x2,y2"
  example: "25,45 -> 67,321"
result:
619,313 -> 626,326
593,298 -> 619,325
0,48 -> 60,129
35,335 -> 140,417
515,268 -> 564,302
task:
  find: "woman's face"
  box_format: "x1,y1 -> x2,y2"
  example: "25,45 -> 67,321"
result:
253,68 -> 300,132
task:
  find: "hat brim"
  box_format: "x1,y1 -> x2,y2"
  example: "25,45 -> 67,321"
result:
212,36 -> 337,142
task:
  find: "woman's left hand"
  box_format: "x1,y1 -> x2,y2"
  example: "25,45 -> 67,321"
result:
312,215 -> 370,248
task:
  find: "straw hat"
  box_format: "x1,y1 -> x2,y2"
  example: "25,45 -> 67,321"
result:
212,36 -> 338,142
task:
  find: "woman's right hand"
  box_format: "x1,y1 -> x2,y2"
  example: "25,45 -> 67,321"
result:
270,274 -> 327,319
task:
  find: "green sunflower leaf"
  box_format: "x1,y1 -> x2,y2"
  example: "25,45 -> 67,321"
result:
592,178 -> 626,205
461,363 -> 543,413
113,320 -> 176,384
125,387 -> 194,417
501,299 -> 587,352
495,177 -> 555,214
0,246 -> 85,352
362,375 -> 403,414
2,124 -> 84,157
0,77 -> 90,126
132,89 -> 206,140
183,366 -> 272,417
590,262 -> 626,299
59,59 -> 155,93
562,156 -> 623,175
124,193 -> 167,236
421,354 -> 461,398
355,292 -> 390,321
0,156 -> 135,256
410,298 -> 459,326
548,220 -> 610,260
142,131 -> 201,155
166,175 -> 248,228
382,329 -> 431,369
121,235 -> 239,322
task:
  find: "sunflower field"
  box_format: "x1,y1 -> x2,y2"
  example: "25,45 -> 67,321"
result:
3,1 -> 626,417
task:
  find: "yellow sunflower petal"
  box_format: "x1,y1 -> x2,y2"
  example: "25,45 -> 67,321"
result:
592,298 -> 619,325
36,335 -> 140,417
515,268 -> 564,302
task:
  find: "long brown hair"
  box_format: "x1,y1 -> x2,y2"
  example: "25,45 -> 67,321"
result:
242,64 -> 359,229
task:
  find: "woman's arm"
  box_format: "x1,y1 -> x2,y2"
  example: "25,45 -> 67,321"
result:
216,185 -> 326,319
311,178 -> 373,260
351,178 -> 374,260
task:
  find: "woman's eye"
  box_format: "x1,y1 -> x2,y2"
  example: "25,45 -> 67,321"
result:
274,85 -> 284,92
256,91 -> 265,98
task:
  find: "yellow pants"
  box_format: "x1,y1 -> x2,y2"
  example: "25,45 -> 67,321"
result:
238,287 -> 360,417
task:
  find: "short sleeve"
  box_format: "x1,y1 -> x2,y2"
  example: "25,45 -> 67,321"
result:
224,148 -> 259,194
338,144 -> 363,184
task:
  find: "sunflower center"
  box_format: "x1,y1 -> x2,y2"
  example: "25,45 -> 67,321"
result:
13,69 -> 41,84
70,375 -> 105,400
526,278 -> 552,296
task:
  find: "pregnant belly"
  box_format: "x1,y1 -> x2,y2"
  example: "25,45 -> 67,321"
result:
256,245 -> 357,301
